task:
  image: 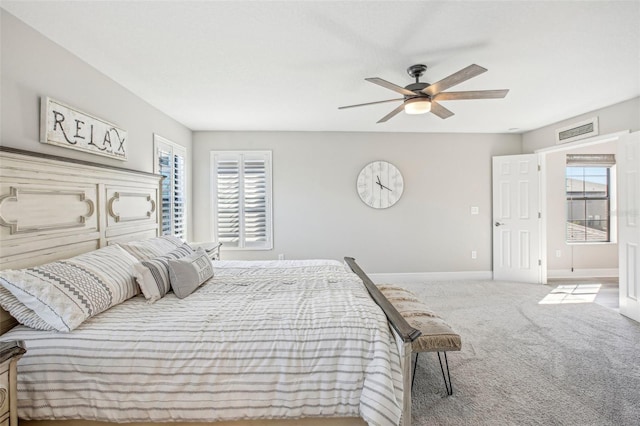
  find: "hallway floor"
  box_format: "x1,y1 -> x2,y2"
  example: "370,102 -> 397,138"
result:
545,277 -> 619,309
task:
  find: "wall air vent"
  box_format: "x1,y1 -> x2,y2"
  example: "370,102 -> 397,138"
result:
555,116 -> 599,144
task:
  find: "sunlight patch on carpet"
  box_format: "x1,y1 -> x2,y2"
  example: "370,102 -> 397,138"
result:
539,284 -> 602,304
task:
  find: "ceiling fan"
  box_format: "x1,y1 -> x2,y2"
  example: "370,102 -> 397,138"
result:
339,64 -> 509,123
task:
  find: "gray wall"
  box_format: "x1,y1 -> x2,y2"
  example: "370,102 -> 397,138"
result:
193,131 -> 521,273
1,10 -> 194,239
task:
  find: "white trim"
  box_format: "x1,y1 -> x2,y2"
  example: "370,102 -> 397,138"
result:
547,268 -> 619,279
538,153 -> 548,284
368,271 -> 493,284
535,130 -> 630,154
368,269 -> 618,282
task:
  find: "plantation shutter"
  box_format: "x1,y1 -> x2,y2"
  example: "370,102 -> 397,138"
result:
212,151 -> 272,249
157,145 -> 173,236
172,152 -> 186,239
154,135 -> 187,240
215,157 -> 241,247
243,155 -> 268,247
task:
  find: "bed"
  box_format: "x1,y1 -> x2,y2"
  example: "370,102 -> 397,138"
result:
0,147 -> 419,426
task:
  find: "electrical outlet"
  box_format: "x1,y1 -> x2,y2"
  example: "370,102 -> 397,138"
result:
278,254 -> 285,260
471,250 -> 477,259
555,250 -> 562,258
470,206 -> 479,215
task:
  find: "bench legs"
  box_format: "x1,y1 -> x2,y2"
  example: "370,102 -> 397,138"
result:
437,352 -> 453,396
412,352 -> 454,396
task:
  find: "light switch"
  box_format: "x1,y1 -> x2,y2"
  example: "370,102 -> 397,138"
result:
470,206 -> 479,215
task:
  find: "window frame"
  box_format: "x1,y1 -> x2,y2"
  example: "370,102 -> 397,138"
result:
153,134 -> 187,240
210,150 -> 273,250
564,155 -> 616,245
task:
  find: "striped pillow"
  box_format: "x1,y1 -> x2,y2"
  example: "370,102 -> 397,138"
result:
168,248 -> 214,299
0,245 -> 140,332
119,235 -> 184,261
133,244 -> 194,302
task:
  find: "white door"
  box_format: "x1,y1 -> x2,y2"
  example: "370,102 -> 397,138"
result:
492,154 -> 543,283
618,131 -> 640,323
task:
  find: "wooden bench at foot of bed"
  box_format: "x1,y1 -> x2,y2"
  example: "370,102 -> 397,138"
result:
377,285 -> 462,396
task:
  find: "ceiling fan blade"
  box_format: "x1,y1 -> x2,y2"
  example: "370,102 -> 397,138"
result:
430,101 -> 455,119
377,103 -> 406,123
434,89 -> 509,101
422,64 -> 487,96
366,77 -> 417,96
338,98 -> 403,110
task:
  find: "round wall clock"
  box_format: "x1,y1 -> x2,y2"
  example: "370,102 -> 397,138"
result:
356,161 -> 404,209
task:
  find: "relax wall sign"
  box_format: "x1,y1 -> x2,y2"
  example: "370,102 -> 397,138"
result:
40,97 -> 127,160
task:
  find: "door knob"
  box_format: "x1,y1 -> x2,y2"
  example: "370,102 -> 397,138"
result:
495,221 -> 505,227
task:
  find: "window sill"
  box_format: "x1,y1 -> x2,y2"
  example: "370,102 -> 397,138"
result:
566,241 -> 617,246
219,246 -> 273,251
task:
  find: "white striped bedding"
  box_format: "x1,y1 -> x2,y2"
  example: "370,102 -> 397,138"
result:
0,259 -> 403,426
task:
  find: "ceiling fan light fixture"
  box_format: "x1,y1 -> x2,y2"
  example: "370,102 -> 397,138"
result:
404,98 -> 431,115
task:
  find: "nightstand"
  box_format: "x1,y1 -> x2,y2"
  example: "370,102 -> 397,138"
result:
190,242 -> 222,261
0,341 -> 25,426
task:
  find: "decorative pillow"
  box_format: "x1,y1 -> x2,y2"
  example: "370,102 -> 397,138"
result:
0,286 -> 54,331
133,244 -> 194,302
0,245 -> 140,332
168,248 -> 214,299
119,235 -> 185,261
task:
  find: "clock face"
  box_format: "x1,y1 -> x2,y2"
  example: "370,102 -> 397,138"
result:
356,161 -> 404,209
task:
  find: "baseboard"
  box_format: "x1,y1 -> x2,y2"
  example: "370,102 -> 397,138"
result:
547,268 -> 619,279
367,269 -> 617,283
368,271 -> 493,284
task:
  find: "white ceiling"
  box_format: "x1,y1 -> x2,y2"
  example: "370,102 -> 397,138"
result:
3,1 -> 639,134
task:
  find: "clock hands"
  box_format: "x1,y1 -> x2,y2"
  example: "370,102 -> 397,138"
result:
376,175 -> 392,191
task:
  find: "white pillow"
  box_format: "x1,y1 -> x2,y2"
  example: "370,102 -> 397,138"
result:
119,235 -> 185,261
0,286 -> 54,331
132,244 -> 194,303
168,248 -> 214,299
0,245 -> 139,332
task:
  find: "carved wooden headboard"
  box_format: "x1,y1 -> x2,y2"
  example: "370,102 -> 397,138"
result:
0,146 -> 162,332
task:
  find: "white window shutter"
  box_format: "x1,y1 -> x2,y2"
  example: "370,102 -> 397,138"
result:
172,152 -> 186,240
212,151 -> 272,250
154,135 -> 187,240
215,156 -> 241,247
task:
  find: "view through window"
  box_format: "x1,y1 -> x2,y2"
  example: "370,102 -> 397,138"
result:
565,154 -> 614,243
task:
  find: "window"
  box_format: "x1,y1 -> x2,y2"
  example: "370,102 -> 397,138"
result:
211,151 -> 272,249
154,135 -> 187,240
565,154 -> 615,243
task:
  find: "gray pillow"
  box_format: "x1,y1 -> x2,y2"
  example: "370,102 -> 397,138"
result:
168,248 -> 214,299
133,243 -> 194,302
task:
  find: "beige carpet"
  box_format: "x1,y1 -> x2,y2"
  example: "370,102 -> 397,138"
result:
397,280 -> 640,426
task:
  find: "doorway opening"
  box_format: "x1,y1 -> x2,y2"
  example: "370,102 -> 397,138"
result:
535,131 -> 629,304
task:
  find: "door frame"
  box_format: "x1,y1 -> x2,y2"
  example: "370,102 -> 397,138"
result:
534,130 -> 631,283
